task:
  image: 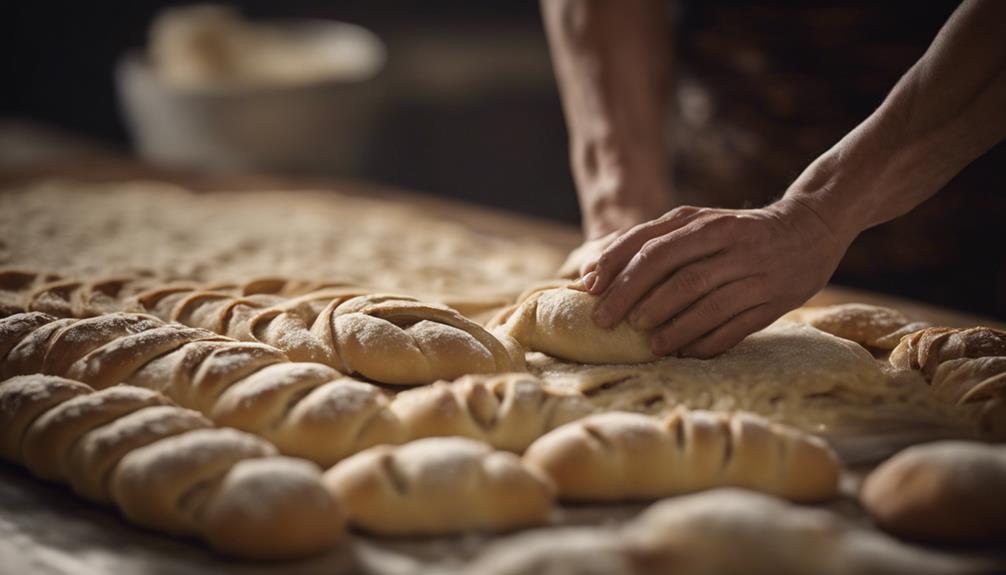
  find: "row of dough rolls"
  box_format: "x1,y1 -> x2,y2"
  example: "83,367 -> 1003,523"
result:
0,268 -> 523,385
1,306 -> 844,541
0,311 -> 587,464
0,374 -> 343,559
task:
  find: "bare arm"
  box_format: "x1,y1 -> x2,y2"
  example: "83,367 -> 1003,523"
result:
584,0 -> 1006,358
787,0 -> 1006,241
541,0 -> 674,240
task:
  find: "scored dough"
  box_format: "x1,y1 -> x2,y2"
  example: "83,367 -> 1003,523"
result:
523,410 -> 839,502
322,436 -> 555,535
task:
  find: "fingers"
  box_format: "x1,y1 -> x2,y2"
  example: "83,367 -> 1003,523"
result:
650,276 -> 771,356
592,222 -> 728,328
587,207 -> 702,295
677,304 -> 782,358
627,253 -> 747,331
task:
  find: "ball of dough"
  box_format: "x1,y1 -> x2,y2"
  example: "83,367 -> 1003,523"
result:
860,441 -> 1006,544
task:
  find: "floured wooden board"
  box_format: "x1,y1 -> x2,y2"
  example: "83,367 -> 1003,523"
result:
1,177 -> 1003,574
529,322 -> 976,463
0,179 -> 563,299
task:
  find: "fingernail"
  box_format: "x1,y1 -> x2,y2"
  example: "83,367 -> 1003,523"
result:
650,338 -> 664,356
582,271 -> 598,292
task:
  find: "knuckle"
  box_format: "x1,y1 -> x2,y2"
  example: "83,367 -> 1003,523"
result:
699,296 -> 727,321
595,251 -> 617,272
673,267 -> 709,295
635,242 -> 661,266
626,221 -> 654,240
669,205 -> 699,219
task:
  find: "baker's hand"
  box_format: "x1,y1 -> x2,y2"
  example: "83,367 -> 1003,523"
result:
580,197 -> 851,358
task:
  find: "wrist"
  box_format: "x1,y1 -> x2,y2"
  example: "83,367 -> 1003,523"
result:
581,200 -> 661,240
573,143 -> 672,240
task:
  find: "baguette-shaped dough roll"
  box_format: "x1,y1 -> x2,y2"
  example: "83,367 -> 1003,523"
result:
1,312 -> 408,466
493,286 -> 656,364
21,386 -> 171,481
0,374 -> 344,559
622,489 -> 846,574
0,269 -> 150,319
1,315 -> 76,378
210,362 -> 408,465
860,441 -> 1006,544
0,269 -> 61,316
311,294 -> 526,385
390,373 -> 595,453
199,456 -> 345,560
890,326 -> 1006,377
67,404 -> 212,502
323,437 -> 555,535
134,283 -> 525,385
523,410 -> 839,502
890,326 -> 1006,439
0,373 -> 91,462
112,427 -> 277,533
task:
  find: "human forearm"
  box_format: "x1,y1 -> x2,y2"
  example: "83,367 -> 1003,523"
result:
785,0 -> 1006,245
541,0 -> 673,239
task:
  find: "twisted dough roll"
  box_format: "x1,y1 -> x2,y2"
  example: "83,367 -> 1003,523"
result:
2,270 -> 522,386
890,326 -> 1006,377
0,374 -> 343,559
523,410 -> 839,502
0,269 -> 149,319
890,326 -> 1006,439
323,436 -> 555,535
781,303 -> 931,352
1,311 -> 407,466
491,285 -> 656,365
390,373 -> 595,453
134,283 -> 525,385
0,267 -> 359,320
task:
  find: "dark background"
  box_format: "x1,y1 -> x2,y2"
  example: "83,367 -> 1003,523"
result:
2,1 -> 1004,319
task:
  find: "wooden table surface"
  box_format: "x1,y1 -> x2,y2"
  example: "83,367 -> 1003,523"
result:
2,150 -> 1003,574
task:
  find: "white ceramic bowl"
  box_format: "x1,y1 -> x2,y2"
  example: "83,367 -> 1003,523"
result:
117,20 -> 386,175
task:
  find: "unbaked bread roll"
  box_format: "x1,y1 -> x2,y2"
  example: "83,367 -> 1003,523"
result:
1,311 -> 407,466
890,326 -> 1006,439
0,267 -> 355,320
860,441 -> 1006,544
890,326 -> 1006,377
323,436 -> 555,535
623,488 -> 845,575
492,286 -> 656,365
0,267 -> 100,317
310,293 -> 526,385
390,373 -> 595,453
134,283 -> 525,385
781,303 -> 930,351
0,374 -> 344,559
1,270 -> 523,386
621,488 -> 976,575
523,410 -> 839,502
